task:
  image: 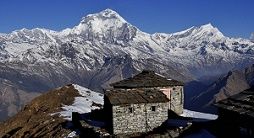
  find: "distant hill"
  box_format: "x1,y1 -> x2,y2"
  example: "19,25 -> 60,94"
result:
186,64 -> 254,113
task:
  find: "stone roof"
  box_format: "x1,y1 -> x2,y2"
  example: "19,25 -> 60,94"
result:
214,86 -> 254,118
105,88 -> 169,105
110,70 -> 184,88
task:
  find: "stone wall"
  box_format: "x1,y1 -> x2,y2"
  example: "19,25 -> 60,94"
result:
159,86 -> 184,115
112,102 -> 168,135
146,103 -> 168,131
169,86 -> 184,114
111,87 -> 184,115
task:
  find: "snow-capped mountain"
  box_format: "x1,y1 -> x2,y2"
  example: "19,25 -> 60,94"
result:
0,9 -> 253,77
0,9 -> 254,120
152,24 -> 254,78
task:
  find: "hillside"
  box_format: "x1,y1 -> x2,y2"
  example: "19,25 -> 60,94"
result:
0,79 -> 40,122
0,84 -> 103,137
186,64 -> 254,113
0,84 -> 220,138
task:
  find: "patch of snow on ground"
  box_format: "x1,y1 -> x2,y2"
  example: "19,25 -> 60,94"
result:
57,84 -> 103,120
181,109 -> 218,120
66,131 -> 77,138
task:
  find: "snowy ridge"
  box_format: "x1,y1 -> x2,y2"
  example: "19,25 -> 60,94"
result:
181,109 -> 218,120
57,84 -> 103,120
0,9 -> 253,80
171,23 -> 224,39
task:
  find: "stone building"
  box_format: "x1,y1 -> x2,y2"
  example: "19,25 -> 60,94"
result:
214,86 -> 254,137
104,88 -> 169,135
103,70 -> 184,135
111,70 -> 184,114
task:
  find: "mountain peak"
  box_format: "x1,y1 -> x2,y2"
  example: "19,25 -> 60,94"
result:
199,23 -> 219,32
200,23 -> 214,29
198,23 -> 224,38
70,9 -> 137,40
80,9 -> 126,24
100,8 -> 119,16
171,23 -> 224,39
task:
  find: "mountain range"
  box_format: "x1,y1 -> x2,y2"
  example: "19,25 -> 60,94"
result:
185,64 -> 254,113
0,9 -> 254,121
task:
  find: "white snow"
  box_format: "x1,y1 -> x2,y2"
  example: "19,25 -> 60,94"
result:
70,8 -> 128,36
0,8 -> 254,80
172,26 -> 195,36
66,131 -> 77,138
5,43 -> 36,56
155,72 -> 166,78
56,84 -> 103,120
181,109 -> 218,120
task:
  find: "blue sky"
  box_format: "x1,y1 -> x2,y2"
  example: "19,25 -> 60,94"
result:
0,0 -> 253,38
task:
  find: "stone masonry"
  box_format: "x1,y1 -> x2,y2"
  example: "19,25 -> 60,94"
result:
172,86 -> 184,115
105,70 -> 184,135
112,102 -> 168,134
110,70 -> 184,115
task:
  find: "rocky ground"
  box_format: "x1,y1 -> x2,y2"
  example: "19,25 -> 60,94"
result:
0,84 -> 79,138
